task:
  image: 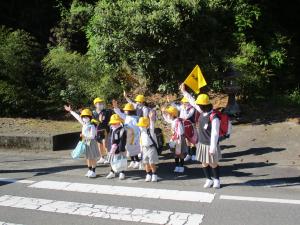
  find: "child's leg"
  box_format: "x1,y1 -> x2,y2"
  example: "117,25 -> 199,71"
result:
150,164 -> 157,174
97,143 -> 103,158
202,163 -> 211,179
209,163 -> 220,179
145,163 -> 151,173
86,159 -> 91,169
174,157 -> 179,167
90,159 -> 97,172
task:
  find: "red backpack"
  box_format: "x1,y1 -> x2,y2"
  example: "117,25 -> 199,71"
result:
209,110 -> 231,141
172,118 -> 198,144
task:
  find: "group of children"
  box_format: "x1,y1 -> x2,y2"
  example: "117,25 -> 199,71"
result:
65,83 -> 224,188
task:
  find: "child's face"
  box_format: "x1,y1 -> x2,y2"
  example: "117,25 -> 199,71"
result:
183,102 -> 189,109
111,123 -> 121,129
139,126 -> 148,131
95,103 -> 104,110
82,116 -> 90,123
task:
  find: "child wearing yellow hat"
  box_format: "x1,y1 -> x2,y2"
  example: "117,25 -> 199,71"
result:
112,100 -> 141,169
180,84 -> 222,189
64,105 -> 100,178
123,91 -> 149,117
161,106 -> 188,173
137,111 -> 159,182
106,114 -> 127,180
92,97 -> 113,165
171,96 -> 197,162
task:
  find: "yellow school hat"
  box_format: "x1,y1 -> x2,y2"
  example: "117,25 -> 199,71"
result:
195,94 -> 210,105
137,117 -> 150,127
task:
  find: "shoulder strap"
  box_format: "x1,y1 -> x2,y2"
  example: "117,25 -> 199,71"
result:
209,110 -> 220,122
147,128 -> 158,150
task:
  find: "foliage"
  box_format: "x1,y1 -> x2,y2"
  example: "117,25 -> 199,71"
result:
0,0 -> 299,117
0,26 -> 44,116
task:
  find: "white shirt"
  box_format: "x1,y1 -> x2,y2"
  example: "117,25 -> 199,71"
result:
125,96 -> 149,117
113,108 -> 138,128
162,113 -> 184,138
140,119 -> 156,147
182,91 -> 220,153
70,111 -> 96,139
172,103 -> 195,120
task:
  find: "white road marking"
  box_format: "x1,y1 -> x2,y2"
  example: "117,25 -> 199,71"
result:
0,178 -> 35,184
29,180 -> 215,203
220,195 -> 300,205
0,222 -> 23,225
0,195 -> 204,225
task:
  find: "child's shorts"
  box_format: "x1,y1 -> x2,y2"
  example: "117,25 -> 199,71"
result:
142,146 -> 159,165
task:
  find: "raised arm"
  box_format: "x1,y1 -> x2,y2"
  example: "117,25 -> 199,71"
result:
112,100 -> 126,120
64,105 -> 84,125
124,91 -> 137,108
179,84 -> 202,113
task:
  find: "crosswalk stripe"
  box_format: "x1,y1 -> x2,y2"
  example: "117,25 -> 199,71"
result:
0,222 -> 23,225
220,195 -> 300,205
0,195 -> 204,225
29,180 -> 215,203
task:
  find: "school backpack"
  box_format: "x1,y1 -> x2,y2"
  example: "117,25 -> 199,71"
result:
189,109 -> 201,124
209,110 -> 231,141
176,118 -> 198,145
147,128 -> 165,155
98,109 -> 113,130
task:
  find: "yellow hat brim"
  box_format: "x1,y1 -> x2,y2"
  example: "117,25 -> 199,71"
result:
109,120 -> 122,125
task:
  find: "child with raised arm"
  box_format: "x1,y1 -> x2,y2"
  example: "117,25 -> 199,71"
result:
180,84 -> 222,188
64,105 -> 100,178
112,100 -> 141,169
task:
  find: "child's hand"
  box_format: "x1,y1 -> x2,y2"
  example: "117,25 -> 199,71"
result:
123,91 -> 127,98
179,83 -> 186,92
64,105 -> 72,112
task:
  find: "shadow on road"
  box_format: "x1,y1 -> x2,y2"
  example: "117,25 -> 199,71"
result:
222,147 -> 286,158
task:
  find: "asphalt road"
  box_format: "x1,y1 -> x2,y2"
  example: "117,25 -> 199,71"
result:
0,121 -> 299,225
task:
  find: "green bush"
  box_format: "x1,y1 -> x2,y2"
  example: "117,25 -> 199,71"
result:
0,26 -> 44,116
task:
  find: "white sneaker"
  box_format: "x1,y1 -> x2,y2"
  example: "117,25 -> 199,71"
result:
88,171 -> 96,178
106,172 -> 115,179
151,174 -> 158,182
133,161 -> 140,169
128,161 -> 135,168
145,174 -> 152,182
203,179 -> 213,188
213,179 -> 221,189
119,172 -> 125,180
191,155 -> 196,161
97,157 -> 105,164
178,167 -> 185,173
174,166 -> 180,172
103,159 -> 110,164
184,154 -> 191,162
85,170 -> 92,177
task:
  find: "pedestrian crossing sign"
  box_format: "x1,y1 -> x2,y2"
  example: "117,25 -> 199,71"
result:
184,65 -> 207,94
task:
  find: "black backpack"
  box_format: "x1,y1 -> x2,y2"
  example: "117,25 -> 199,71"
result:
147,128 -> 164,155
136,104 -> 144,117
98,109 -> 113,130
